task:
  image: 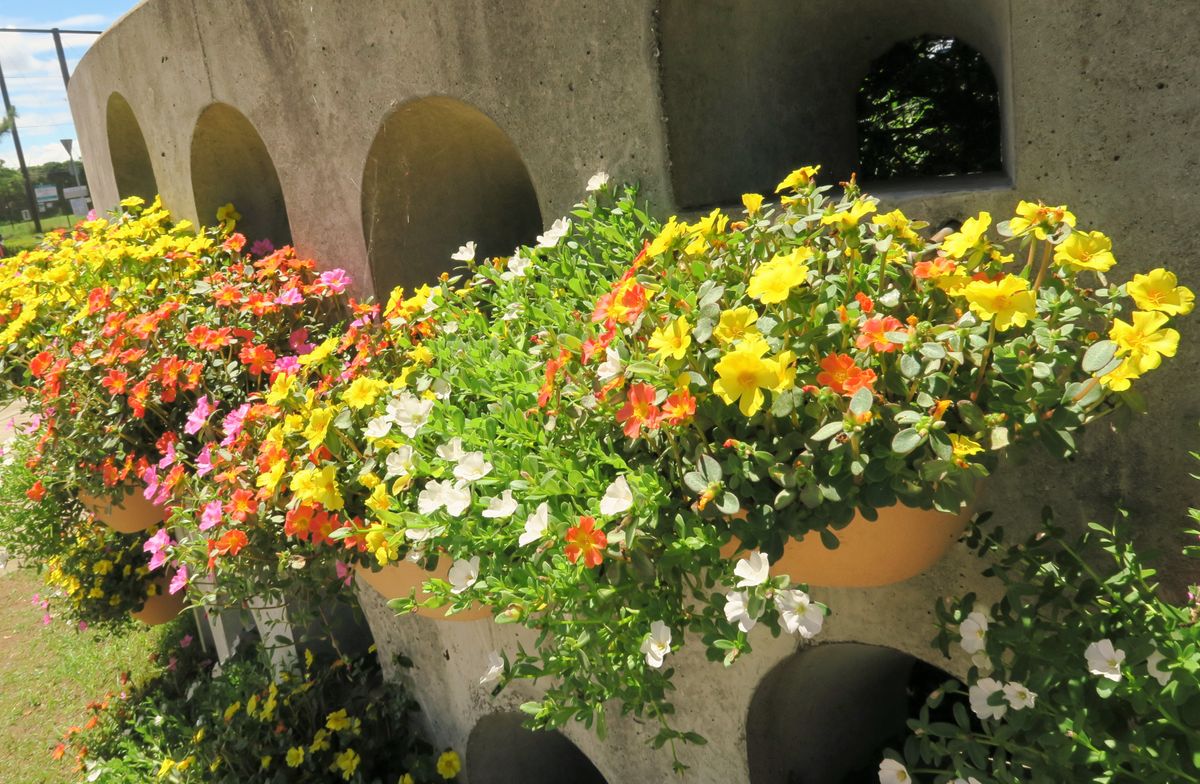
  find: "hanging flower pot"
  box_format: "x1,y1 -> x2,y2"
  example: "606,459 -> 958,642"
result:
130,576 -> 185,625
723,502 -> 974,588
357,558 -> 490,622
78,483 -> 167,534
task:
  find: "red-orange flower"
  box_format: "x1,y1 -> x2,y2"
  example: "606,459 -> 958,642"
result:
564,515 -> 606,568
537,349 -> 572,409
224,488 -> 257,522
26,480 -> 46,502
854,292 -> 874,314
615,383 -> 662,438
591,277 -> 647,325
662,388 -> 697,425
855,316 -> 905,353
816,353 -> 877,396
207,529 -> 249,569
29,351 -> 54,378
238,344 -> 276,376
913,257 -> 957,279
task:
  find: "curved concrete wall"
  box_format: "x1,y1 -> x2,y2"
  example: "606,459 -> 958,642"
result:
68,1 -> 1200,780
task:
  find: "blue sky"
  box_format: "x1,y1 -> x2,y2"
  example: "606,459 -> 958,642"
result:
0,1 -> 138,167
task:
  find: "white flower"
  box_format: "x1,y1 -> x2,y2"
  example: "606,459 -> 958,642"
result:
536,217 -> 570,248
417,479 -> 471,517
958,611 -> 989,655
599,476 -> 633,517
384,445 -> 414,478
519,502 -> 549,546
596,346 -> 622,382
364,415 -> 393,440
878,759 -> 911,783
447,556 -> 480,594
640,620 -> 672,668
586,171 -> 610,192
734,551 -> 770,587
1147,650 -> 1171,686
968,677 -> 1007,721
451,241 -> 476,262
500,302 -> 522,321
774,589 -> 823,638
1085,639 -> 1125,682
437,437 -> 466,462
387,392 -> 434,438
480,651 -> 504,686
724,590 -> 758,633
501,255 -> 531,281
482,489 -> 518,519
971,650 -> 993,675
951,778 -> 982,784
431,377 -> 451,399
453,452 -> 493,482
404,525 -> 445,543
1003,681 -> 1036,710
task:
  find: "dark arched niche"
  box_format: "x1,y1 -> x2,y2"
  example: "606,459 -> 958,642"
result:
747,643 -> 957,784
106,92 -> 158,202
190,103 -> 292,245
466,712 -> 607,784
659,0 -> 1012,208
361,96 -> 543,300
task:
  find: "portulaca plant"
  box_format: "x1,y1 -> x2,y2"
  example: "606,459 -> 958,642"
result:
881,502 -> 1200,783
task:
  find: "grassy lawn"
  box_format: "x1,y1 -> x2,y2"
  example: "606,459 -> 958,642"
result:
0,564 -> 170,784
1,214 -> 80,254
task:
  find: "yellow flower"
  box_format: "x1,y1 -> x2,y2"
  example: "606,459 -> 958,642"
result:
646,217 -> 684,258
437,750 -> 463,779
93,559 -> 113,575
334,749 -> 361,780
684,209 -> 728,255
712,340 -> 779,417
742,193 -> 764,215
747,248 -> 812,304
246,694 -> 259,718
409,345 -> 434,365
1127,268 -> 1195,315
176,756 -> 194,772
768,350 -> 797,392
940,212 -> 991,259
1008,201 -> 1076,240
291,465 -> 345,510
309,728 -> 331,753
400,775 -> 415,784
714,306 -> 761,345
266,372 -> 296,405
260,755 -> 272,770
303,406 -> 335,450
286,747 -> 305,768
1110,310 -> 1179,373
1100,357 -> 1141,391
949,434 -> 984,463
365,483 -> 391,514
820,200 -> 877,231
873,209 -> 924,244
341,376 -> 389,410
216,203 -> 241,229
89,586 -> 105,599
299,336 -> 338,367
775,165 -> 820,193
648,316 -> 692,362
963,275 -> 1037,331
223,701 -> 241,722
326,709 -> 351,732
1053,230 -> 1115,272
256,460 -> 286,493
156,759 -> 175,779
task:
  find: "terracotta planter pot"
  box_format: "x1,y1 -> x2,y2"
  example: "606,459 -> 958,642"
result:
722,502 -> 973,588
78,483 -> 167,534
358,559 -> 491,622
131,578 -> 185,625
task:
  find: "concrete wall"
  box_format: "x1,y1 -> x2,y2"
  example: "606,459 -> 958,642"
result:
67,1 -> 1200,780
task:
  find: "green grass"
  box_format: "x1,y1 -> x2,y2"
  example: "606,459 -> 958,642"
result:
0,565 -> 171,784
1,214 -> 80,254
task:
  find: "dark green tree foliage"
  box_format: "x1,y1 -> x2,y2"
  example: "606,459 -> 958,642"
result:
857,36 -> 1002,180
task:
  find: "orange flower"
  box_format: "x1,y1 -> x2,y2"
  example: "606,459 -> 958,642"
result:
100,369 -> 129,395
662,388 -> 696,424
854,292 -> 874,314
26,480 -> 46,502
537,349 -> 571,409
565,515 -> 606,568
29,351 -> 54,378
913,257 -> 957,279
207,529 -> 249,569
591,277 -> 647,325
224,489 -> 258,522
816,353 -> 877,396
239,344 -> 276,376
615,383 -> 662,438
855,316 -> 905,353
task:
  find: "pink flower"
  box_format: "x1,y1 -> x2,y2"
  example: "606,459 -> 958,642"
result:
77,620 -> 88,632
143,528 -> 174,571
335,560 -> 352,587
86,209 -> 97,220
141,466 -> 159,501
157,442 -> 177,469
200,500 -> 223,531
180,633 -> 193,649
274,355 -> 301,373
196,445 -> 214,478
41,613 -> 52,626
168,565 -> 189,595
250,238 -> 274,257
220,403 -> 251,447
275,287 -> 304,306
184,395 -> 214,435
289,328 -> 314,354
166,656 -> 178,672
317,268 -> 351,294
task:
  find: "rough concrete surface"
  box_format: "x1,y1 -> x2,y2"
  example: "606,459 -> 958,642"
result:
67,1 -> 1200,780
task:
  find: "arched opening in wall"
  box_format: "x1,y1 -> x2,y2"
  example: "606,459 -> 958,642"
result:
857,36 -> 1002,182
106,92 -> 158,202
190,103 -> 291,246
361,96 -> 543,301
466,712 -> 607,784
658,0 -> 1013,209
746,643 -> 969,784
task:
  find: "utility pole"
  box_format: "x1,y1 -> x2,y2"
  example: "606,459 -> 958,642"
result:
0,27 -> 102,235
